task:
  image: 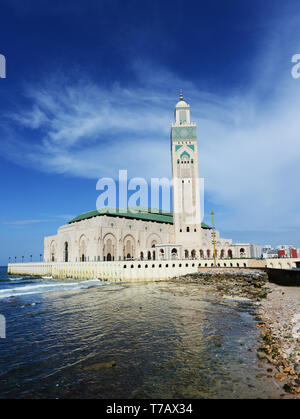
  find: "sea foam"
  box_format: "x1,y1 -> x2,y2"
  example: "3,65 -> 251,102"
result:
0,278 -> 104,299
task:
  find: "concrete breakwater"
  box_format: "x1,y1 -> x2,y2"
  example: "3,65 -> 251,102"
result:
7,259 -> 262,281
7,258 -> 300,283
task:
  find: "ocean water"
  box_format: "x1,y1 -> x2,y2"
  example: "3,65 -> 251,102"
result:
0,270 -> 278,399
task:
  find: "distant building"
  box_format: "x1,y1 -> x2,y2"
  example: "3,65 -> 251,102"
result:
261,245 -> 278,259
249,244 -> 261,258
277,245 -> 298,258
291,248 -> 298,258
261,245 -> 299,259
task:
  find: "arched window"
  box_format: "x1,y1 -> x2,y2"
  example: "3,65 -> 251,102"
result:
64,242 -> 69,262
187,227 -> 190,232
125,239 -> 133,260
171,248 -> 178,260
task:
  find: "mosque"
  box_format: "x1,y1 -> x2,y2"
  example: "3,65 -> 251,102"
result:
44,94 -> 256,263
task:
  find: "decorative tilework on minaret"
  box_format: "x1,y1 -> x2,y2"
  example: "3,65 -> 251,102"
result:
171,93 -> 202,246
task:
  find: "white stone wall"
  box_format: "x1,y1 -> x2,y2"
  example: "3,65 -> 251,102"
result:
266,258 -> 300,269
8,258 -> 254,281
44,215 -> 174,263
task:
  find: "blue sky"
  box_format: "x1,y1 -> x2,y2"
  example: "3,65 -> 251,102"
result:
1,0 -> 300,264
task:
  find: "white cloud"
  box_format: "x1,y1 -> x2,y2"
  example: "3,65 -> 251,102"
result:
2,17 -> 300,236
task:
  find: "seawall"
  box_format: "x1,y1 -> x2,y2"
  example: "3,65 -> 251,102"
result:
7,259 -> 265,281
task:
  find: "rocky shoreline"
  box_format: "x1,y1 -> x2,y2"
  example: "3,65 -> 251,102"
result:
172,269 -> 300,398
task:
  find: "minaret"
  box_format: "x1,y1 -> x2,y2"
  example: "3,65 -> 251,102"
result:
171,92 -> 202,246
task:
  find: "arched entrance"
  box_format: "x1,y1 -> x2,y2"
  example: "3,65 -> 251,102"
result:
50,241 -> 56,262
228,249 -> 233,259
64,242 -> 69,262
103,234 -> 116,261
123,235 -> 135,260
171,248 -> 178,260
104,239 -> 114,261
79,235 -> 87,262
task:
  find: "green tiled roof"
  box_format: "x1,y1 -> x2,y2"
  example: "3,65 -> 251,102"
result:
69,207 -> 212,229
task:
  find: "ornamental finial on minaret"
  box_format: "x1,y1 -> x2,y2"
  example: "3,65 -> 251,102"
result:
180,90 -> 183,101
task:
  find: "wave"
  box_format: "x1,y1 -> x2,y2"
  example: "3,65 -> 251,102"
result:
8,277 -> 25,281
0,278 -> 105,299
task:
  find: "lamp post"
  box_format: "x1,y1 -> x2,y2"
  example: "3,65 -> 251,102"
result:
211,211 -> 217,267
40,253 -> 42,262
30,254 -> 32,262
22,256 -> 24,263
8,257 -> 11,264
14,256 -> 17,263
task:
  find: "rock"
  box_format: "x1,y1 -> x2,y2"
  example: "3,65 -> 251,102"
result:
275,373 -> 284,380
294,364 -> 300,373
257,351 -> 268,360
283,383 -> 294,393
296,387 -> 300,394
